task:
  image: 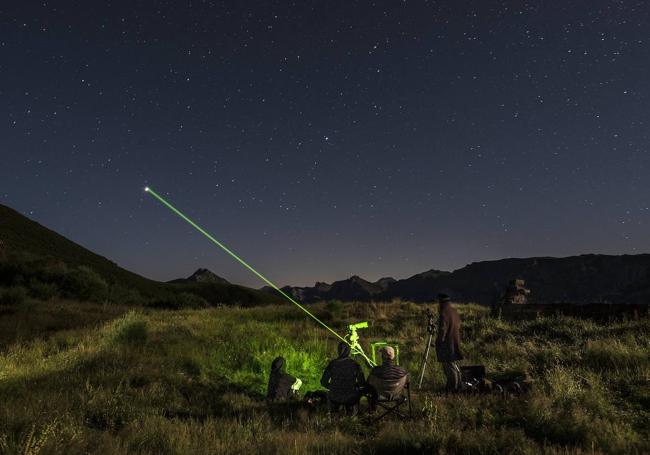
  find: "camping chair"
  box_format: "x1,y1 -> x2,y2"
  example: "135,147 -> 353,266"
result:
373,381 -> 413,421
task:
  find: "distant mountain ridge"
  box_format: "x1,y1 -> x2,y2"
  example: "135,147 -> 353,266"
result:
269,255 -> 650,304
4,203 -> 648,306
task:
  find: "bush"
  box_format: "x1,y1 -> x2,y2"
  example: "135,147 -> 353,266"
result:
0,286 -> 28,305
109,285 -> 144,306
325,300 -> 344,320
61,266 -> 108,302
39,258 -> 68,281
28,278 -> 59,301
84,387 -> 139,432
114,314 -> 148,346
0,259 -> 27,286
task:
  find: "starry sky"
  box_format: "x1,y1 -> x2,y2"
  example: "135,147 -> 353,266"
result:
1,1 -> 650,287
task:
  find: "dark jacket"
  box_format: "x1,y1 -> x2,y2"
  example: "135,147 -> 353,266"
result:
435,302 -> 463,362
267,357 -> 297,400
320,343 -> 365,404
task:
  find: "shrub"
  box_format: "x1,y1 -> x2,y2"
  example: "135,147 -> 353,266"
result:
109,285 -> 143,306
325,300 -> 344,320
114,314 -> 148,346
61,266 -> 108,302
84,388 -> 139,432
28,278 -> 59,301
0,259 -> 27,286
39,258 -> 68,281
0,286 -> 28,305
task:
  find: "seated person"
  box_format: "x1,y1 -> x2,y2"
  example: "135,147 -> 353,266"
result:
320,341 -> 366,414
267,356 -> 302,401
367,346 -> 408,410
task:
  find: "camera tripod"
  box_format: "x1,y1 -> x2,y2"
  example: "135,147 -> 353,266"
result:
417,308 -> 436,389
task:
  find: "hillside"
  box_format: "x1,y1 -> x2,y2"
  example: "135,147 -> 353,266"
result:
0,204 -> 161,295
396,255 -> 650,304
0,204 -> 279,307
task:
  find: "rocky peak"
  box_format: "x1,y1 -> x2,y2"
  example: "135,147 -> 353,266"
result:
170,268 -> 230,285
375,277 -> 397,290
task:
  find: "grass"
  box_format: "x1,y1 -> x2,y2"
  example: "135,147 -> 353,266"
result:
0,299 -> 648,454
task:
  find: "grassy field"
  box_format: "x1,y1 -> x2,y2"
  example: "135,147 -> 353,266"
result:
0,299 -> 648,454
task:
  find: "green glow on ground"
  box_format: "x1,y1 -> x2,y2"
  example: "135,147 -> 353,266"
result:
144,186 -> 376,366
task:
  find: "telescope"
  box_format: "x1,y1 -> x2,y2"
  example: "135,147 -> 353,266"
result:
348,321 -> 368,331
345,321 -> 373,366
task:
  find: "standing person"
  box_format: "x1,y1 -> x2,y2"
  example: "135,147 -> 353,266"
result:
267,356 -> 302,401
320,341 -> 366,415
435,294 -> 463,392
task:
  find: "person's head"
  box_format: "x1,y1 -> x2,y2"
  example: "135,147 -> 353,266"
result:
437,293 -> 451,309
271,356 -> 285,372
337,341 -> 351,358
380,346 -> 395,363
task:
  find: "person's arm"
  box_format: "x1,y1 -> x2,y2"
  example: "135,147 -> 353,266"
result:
399,365 -> 409,380
320,362 -> 332,388
291,377 -> 302,392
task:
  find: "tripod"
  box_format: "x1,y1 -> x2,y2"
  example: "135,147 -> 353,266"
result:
417,308 -> 436,389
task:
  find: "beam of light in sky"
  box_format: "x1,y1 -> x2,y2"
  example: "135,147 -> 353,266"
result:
144,186 -> 376,366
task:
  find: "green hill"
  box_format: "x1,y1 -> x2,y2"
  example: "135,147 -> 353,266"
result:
0,203 -> 279,307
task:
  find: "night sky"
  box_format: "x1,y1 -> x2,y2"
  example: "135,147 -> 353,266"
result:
2,1 -> 649,287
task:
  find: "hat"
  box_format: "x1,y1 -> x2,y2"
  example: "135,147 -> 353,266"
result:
380,346 -> 395,360
437,293 -> 451,304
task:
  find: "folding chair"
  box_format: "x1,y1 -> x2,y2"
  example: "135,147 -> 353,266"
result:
373,382 -> 413,421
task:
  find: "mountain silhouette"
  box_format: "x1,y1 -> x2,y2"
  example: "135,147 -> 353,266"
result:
0,203 -> 279,306
4,203 -> 649,306
274,256 -> 650,304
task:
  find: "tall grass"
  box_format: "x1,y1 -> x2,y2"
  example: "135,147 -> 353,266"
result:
0,300 -> 648,454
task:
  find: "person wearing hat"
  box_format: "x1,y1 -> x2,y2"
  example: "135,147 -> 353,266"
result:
435,293 -> 463,391
366,346 -> 409,411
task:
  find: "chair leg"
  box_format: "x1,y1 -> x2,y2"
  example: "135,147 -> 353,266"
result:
407,384 -> 413,419
374,407 -> 392,421
374,400 -> 409,422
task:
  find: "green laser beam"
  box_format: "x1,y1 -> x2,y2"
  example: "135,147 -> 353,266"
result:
144,186 -> 376,367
